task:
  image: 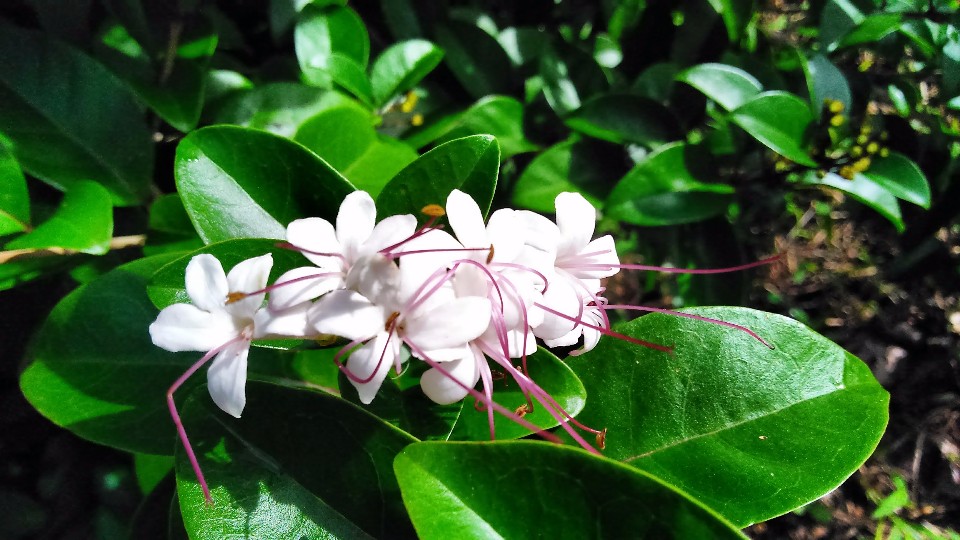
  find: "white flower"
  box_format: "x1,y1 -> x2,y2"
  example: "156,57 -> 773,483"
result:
150,253 -> 306,417
269,191 -> 417,310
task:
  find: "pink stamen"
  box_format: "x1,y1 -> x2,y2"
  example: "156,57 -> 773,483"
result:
534,302 -> 674,354
238,271 -> 340,298
276,242 -> 346,260
603,305 -> 775,349
387,247 -> 490,258
167,335 -> 246,505
570,254 -> 782,274
490,262 -> 551,294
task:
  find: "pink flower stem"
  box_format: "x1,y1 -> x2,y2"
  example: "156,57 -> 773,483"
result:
167,336 -> 245,505
534,302 -> 674,354
569,254 -> 782,274
603,305 -> 774,349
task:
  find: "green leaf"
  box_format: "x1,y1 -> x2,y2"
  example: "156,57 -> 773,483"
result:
806,171 -> 904,231
134,453 -> 174,495
565,94 -> 680,147
511,140 -> 606,213
20,254 -> 192,454
835,13 -> 902,50
295,4 -> 370,87
818,0 -> 869,49
633,62 -> 681,103
0,137 -> 29,235
294,102 -> 418,196
6,181 -> 113,255
325,53 -> 374,104
433,96 -> 537,159
0,256 -> 75,292
677,63 -> 763,111
211,82 -> 352,138
802,54 -> 852,118
176,381 -> 416,539
376,135 -> 499,220
0,22 -> 153,205
705,0 -> 754,41
394,441 -> 745,539
435,21 -> 514,99
606,142 -> 735,226
730,91 -> 817,167
540,41 -> 608,115
567,307 -> 889,526
175,125 -> 356,243
144,194 -> 204,257
370,39 -> 444,106
861,152 -> 930,208
146,239 -> 311,310
448,348 -> 587,441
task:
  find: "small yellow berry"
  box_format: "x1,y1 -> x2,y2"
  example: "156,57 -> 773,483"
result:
852,157 -> 871,172
400,91 -> 419,113
857,134 -> 869,145
879,147 -> 890,158
839,166 -> 855,179
828,100 -> 844,114
411,113 -> 424,126
866,142 -> 879,154
851,146 -> 863,158
830,114 -> 845,127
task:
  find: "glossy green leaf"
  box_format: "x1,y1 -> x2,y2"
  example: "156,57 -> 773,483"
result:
565,94 -> 680,147
512,140 -> 606,213
134,453 -> 174,495
294,103 -> 418,196
730,91 -> 817,167
211,82 -> 352,138
176,381 -> 416,539
448,348 -> 587,442
567,307 -> 889,526
540,41 -> 608,115
606,142 -> 735,226
0,256 -> 75,292
377,135 -> 499,220
633,62 -> 681,103
0,138 -> 29,235
677,63 -> 763,111
802,54 -> 852,118
6,181 -> 113,255
0,22 -> 153,205
861,152 -> 931,208
433,96 -> 537,159
435,21 -> 514,99
19,254 -> 195,454
498,27 -> 548,67
144,194 -> 203,257
370,39 -> 444,106
807,171 -> 904,231
295,4 -> 369,87
395,441 -> 745,539
147,239 -> 310,310
325,53 -> 374,104
835,13 -> 902,50
175,126 -> 355,243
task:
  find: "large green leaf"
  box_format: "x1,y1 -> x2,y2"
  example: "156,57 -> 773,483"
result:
435,21 -> 514,99
705,0 -> 754,41
835,13 -> 903,50
448,348 -> 587,442
566,307 -> 889,527
605,142 -> 735,226
294,103 -> 418,196
376,135 -> 499,220
432,96 -> 537,159
6,181 -> 113,255
676,63 -> 763,112
802,54 -> 852,118
805,171 -> 905,231
0,22 -> 153,205
730,91 -> 817,167
175,126 -> 355,243
211,82 -> 352,138
144,194 -> 204,257
176,381 -> 416,539
295,4 -> 370,88
565,94 -> 680,147
511,140 -> 607,213
540,41 -> 608,115
0,137 -> 29,235
370,39 -> 444,106
861,152 -> 931,208
394,441 -> 745,539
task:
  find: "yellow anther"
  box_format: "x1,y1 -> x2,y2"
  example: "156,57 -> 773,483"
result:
421,204 -> 445,217
225,292 -> 246,304
514,403 -> 533,417
597,428 -> 607,450
830,114 -> 845,127
852,157 -> 871,172
828,100 -> 844,114
856,134 -> 869,145
879,147 -> 890,158
385,312 -> 400,332
486,245 -> 495,264
411,113 -> 424,126
851,146 -> 863,158
400,91 -> 419,113
866,142 -> 879,154
839,165 -> 855,179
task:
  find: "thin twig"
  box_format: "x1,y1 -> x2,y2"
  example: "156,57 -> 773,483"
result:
0,234 -> 146,264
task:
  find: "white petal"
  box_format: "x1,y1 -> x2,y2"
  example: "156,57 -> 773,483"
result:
555,192 -> 596,257
254,304 -> 313,339
347,332 -> 398,404
362,214 -> 418,255
345,254 -> 402,309
184,254 -> 228,312
560,235 -> 620,279
544,327 -> 583,348
150,304 -> 239,352
336,191 -> 377,261
224,254 -> 273,318
516,210 -> 560,255
446,189 -> 488,249
287,217 -> 343,268
403,297 -> 491,351
420,349 -> 479,405
485,209 -> 524,262
268,267 -> 342,311
532,278 -> 580,340
206,341 -> 250,418
309,290 -> 385,342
